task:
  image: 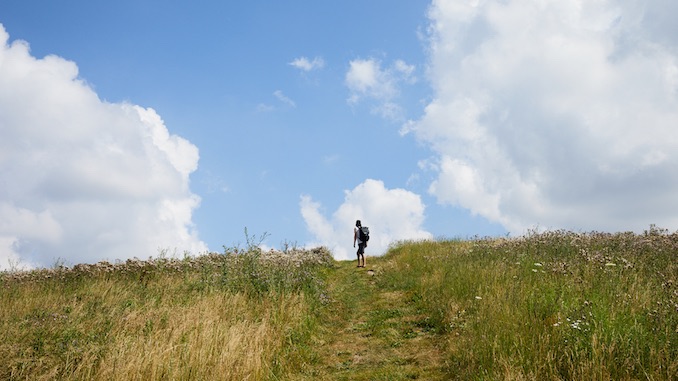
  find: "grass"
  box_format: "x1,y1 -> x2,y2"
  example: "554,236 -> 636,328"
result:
0,247 -> 334,380
291,259 -> 448,380
1,227 -> 676,380
376,227 -> 678,380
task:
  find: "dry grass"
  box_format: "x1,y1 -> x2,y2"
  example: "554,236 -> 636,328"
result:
94,292 -> 305,380
0,247 -> 333,380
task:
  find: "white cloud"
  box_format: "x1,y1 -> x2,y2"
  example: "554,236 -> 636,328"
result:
256,103 -> 275,113
345,58 -> 416,120
0,25 -> 208,269
257,90 -> 296,112
273,90 -> 296,107
300,179 -> 432,260
346,59 -> 384,97
289,56 -> 325,72
409,0 -> 678,234
322,154 -> 340,165
393,59 -> 416,82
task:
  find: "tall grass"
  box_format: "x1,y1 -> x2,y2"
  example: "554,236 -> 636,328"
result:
0,247 -> 333,380
3,229 -> 676,380
379,228 -> 677,380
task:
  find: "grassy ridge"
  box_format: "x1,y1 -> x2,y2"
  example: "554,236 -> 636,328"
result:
379,228 -> 677,379
1,228 -> 677,380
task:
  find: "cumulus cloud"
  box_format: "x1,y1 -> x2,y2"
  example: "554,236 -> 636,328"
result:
0,25 -> 207,270
289,56 -> 325,72
300,179 -> 432,260
408,0 -> 678,234
345,58 -> 416,120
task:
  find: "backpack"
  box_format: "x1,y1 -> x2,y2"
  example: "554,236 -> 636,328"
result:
358,226 -> 370,242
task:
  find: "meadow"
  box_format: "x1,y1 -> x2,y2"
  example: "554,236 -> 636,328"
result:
375,227 -> 677,380
0,246 -> 334,380
1,227 -> 676,380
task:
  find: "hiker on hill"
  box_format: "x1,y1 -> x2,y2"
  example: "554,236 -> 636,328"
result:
353,220 -> 367,268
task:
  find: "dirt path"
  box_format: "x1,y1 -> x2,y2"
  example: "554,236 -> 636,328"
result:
294,259 -> 448,380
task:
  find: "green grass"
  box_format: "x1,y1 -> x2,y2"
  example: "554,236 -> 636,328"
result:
1,228 -> 676,380
377,228 -> 678,380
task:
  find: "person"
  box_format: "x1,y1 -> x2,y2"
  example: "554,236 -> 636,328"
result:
353,220 -> 366,268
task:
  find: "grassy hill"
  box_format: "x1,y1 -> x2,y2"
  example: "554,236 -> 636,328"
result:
1,228 -> 676,380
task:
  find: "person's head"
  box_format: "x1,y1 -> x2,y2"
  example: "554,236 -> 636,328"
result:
356,220 -> 361,227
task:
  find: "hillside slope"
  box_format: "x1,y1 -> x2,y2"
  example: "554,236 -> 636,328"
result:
301,230 -> 677,380
2,229 -> 677,380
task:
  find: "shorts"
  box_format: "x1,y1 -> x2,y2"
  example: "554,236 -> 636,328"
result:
357,243 -> 366,255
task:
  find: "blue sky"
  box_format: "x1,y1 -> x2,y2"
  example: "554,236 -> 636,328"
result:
1,0 -> 678,268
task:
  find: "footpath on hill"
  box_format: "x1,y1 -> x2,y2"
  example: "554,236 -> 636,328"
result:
293,258 -> 448,380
